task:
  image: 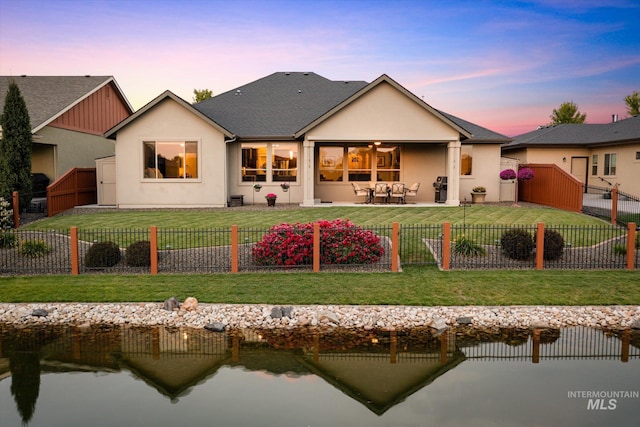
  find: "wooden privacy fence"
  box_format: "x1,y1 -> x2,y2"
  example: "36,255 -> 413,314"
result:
47,168 -> 97,217
518,164 -> 583,212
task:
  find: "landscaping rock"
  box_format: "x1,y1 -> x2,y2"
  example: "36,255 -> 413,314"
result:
181,297 -> 198,311
631,319 -> 640,330
31,308 -> 48,317
205,322 -> 226,332
456,316 -> 473,325
163,297 -> 180,311
281,306 -> 293,318
271,307 -> 283,319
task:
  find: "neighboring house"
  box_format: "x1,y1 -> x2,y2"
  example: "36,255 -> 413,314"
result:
0,75 -> 133,185
502,115 -> 640,197
105,72 -> 510,208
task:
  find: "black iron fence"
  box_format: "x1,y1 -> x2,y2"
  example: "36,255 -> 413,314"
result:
1,222 -> 637,275
583,185 -> 640,228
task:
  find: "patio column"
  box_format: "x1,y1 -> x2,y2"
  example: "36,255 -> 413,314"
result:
301,138 -> 316,206
446,140 -> 461,206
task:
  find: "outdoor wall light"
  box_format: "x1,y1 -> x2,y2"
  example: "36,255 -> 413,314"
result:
563,157 -> 567,162
374,141 -> 381,146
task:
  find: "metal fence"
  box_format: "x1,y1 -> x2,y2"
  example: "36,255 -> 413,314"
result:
583,185 -> 640,228
1,222 -> 637,275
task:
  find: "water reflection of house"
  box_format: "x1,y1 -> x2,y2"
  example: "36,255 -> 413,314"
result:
116,326 -> 230,401
296,330 -> 465,415
1,325 -> 638,418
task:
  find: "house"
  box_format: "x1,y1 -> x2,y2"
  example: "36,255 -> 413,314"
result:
502,115 -> 640,198
0,76 -> 133,185
105,72 -> 510,207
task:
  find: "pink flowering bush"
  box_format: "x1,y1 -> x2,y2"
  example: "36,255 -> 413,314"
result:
252,219 -> 384,266
500,169 -> 517,180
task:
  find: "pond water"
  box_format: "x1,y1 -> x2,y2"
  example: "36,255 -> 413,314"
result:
1,325 -> 638,426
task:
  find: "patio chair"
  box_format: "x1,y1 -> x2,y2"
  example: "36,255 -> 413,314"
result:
373,182 -> 389,204
390,183 -> 406,204
352,182 -> 370,203
405,182 -> 420,203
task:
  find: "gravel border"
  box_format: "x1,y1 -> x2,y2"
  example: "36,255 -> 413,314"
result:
1,303 -> 639,331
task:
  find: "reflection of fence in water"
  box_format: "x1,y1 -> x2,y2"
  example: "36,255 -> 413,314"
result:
459,327 -> 639,362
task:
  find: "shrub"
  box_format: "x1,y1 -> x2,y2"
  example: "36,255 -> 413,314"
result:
501,228 -> 534,260
252,219 -> 384,266
453,235 -> 486,256
19,239 -> 50,257
125,240 -> 151,267
0,232 -> 16,248
85,241 -> 121,268
612,244 -> 626,256
537,229 -> 565,261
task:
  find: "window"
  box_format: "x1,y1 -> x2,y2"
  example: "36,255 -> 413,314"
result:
376,146 -> 400,181
241,143 -> 267,182
143,141 -> 198,179
272,143 -> 298,182
460,145 -> 473,175
348,146 -> 372,181
318,144 -> 401,182
319,146 -> 344,182
591,154 -> 598,175
604,153 -> 617,176
242,142 -> 298,183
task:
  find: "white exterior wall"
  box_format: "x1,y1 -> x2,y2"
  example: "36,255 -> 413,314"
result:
115,99 -> 227,208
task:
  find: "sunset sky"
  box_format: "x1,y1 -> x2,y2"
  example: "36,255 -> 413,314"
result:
1,0 -> 638,136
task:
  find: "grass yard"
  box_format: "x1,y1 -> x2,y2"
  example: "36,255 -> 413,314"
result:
5,205 -> 637,307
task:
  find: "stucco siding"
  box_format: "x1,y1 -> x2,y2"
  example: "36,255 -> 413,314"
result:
37,126 -> 115,179
308,82 -> 460,142
115,98 -> 227,208
227,141 -> 305,205
590,143 -> 640,197
459,144 -> 502,202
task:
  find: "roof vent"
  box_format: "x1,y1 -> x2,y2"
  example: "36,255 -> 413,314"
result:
235,89 -> 242,96
85,75 -> 91,77
298,89 -> 302,93
612,114 -> 618,122
285,72 -> 290,75
303,72 -> 309,76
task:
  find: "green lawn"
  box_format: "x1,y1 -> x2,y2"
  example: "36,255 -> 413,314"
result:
4,205 -> 637,306
24,205 -> 609,229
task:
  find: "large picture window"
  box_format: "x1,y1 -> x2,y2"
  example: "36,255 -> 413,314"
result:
318,144 -> 401,182
242,142 -> 298,183
604,153 -> 617,176
143,141 -> 198,179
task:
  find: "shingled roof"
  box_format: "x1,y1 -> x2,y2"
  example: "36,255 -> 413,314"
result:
194,72 -> 368,139
194,71 -> 509,143
0,75 -> 133,132
503,115 -> 640,150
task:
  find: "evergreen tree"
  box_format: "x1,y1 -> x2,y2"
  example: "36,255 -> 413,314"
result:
0,80 -> 33,210
550,101 -> 586,125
